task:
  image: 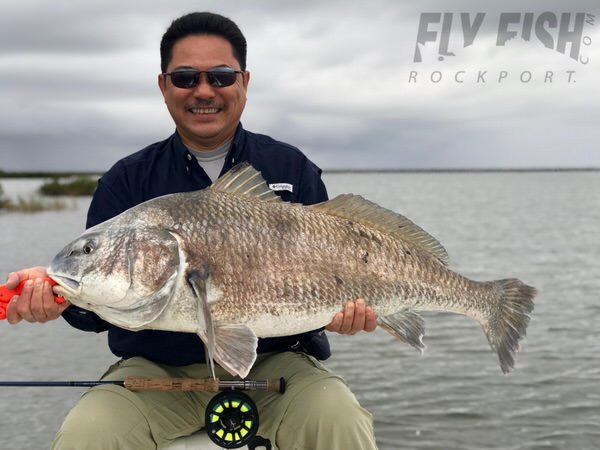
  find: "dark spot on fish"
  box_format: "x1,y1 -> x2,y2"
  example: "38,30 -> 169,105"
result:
406,250 -> 411,256
362,252 -> 369,263
333,274 -> 344,285
358,228 -> 382,246
275,217 -> 295,236
347,220 -> 353,226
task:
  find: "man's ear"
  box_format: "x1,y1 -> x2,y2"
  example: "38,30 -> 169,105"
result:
242,71 -> 250,90
158,74 -> 167,97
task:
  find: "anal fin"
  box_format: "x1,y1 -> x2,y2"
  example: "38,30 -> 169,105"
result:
378,310 -> 426,353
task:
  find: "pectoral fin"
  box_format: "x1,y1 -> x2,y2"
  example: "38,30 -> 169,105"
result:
378,310 -> 426,353
188,270 -> 217,379
212,325 -> 258,379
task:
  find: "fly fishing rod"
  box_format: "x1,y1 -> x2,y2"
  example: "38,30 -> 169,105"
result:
0,376 -> 284,392
0,376 -> 285,449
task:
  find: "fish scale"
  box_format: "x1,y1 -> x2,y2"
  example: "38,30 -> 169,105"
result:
48,163 -> 536,378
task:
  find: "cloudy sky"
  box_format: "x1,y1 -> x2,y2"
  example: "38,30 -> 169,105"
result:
0,0 -> 598,171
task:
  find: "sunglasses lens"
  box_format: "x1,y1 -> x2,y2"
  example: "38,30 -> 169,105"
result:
207,69 -> 238,87
167,69 -> 239,88
170,71 -> 199,88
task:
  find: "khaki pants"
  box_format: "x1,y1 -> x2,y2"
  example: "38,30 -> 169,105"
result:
52,352 -> 377,450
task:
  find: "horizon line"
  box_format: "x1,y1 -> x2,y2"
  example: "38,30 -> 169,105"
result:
0,167 -> 599,178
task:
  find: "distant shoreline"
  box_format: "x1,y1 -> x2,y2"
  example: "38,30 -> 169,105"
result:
0,172 -> 102,179
324,167 -> 600,174
0,168 -> 598,178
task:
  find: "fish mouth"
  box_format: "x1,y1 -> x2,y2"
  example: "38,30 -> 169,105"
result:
47,271 -> 82,297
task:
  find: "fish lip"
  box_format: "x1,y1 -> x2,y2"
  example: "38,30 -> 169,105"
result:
47,271 -> 82,296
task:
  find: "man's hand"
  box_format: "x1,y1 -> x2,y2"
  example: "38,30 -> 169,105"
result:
326,298 -> 377,335
5,266 -> 70,324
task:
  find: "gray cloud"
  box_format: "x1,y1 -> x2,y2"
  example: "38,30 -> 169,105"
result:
0,0 -> 598,172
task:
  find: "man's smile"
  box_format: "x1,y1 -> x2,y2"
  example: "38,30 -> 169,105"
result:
188,107 -> 222,114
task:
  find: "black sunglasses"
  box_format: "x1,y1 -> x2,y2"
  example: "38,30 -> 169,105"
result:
162,67 -> 244,89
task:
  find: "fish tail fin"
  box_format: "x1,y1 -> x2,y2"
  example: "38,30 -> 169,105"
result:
483,279 -> 537,374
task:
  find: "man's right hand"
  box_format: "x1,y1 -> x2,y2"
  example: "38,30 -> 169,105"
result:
5,267 -> 70,324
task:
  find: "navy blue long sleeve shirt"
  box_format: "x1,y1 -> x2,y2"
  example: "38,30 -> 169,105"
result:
61,124 -> 332,365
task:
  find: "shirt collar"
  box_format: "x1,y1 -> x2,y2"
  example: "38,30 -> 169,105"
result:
172,123 -> 246,164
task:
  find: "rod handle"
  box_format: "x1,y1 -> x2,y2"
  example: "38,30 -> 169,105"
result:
122,377 -> 286,393
123,376 -> 220,392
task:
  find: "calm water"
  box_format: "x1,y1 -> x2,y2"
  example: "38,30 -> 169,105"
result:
0,172 -> 598,450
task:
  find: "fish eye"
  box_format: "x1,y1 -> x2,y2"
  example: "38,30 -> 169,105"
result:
82,242 -> 95,255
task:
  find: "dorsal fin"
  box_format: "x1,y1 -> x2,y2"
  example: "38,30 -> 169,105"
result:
311,194 -> 449,265
210,162 -> 281,202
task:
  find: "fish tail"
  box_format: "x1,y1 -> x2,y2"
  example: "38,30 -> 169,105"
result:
483,279 -> 537,373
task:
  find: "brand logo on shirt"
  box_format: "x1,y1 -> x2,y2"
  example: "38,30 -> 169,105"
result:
269,183 -> 293,193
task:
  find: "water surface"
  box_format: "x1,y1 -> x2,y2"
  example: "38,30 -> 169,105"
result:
0,172 -> 598,449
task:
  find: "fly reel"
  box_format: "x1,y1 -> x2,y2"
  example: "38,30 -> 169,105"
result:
205,390 -> 259,448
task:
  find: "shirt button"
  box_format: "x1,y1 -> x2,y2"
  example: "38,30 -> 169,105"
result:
187,154 -> 192,161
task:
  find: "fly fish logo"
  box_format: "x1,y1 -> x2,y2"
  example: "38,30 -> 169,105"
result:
409,12 -> 595,84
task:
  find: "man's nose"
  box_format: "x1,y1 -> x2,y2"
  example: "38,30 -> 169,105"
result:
192,73 -> 216,98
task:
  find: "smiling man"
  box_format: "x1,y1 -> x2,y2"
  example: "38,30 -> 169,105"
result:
6,12 -> 377,450
159,34 -> 248,151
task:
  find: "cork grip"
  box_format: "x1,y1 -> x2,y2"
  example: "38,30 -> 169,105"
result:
123,376 -> 286,393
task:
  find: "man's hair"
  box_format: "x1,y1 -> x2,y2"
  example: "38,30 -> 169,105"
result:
160,12 -> 247,73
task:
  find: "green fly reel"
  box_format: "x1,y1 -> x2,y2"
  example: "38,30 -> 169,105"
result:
205,390 -> 259,448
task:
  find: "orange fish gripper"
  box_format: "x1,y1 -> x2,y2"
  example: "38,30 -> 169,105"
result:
0,278 -> 65,320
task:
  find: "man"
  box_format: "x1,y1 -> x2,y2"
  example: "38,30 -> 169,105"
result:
6,12 -> 378,449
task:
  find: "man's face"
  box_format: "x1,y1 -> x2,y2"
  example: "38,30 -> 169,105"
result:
158,34 -> 249,150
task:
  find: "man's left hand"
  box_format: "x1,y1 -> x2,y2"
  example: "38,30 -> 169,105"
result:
325,299 -> 377,335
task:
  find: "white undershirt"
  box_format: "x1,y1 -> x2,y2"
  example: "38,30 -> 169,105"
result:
187,139 -> 232,182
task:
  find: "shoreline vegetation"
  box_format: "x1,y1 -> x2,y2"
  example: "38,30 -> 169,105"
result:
0,176 -> 98,213
0,168 -> 597,212
0,171 -> 102,179
38,176 -> 98,196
